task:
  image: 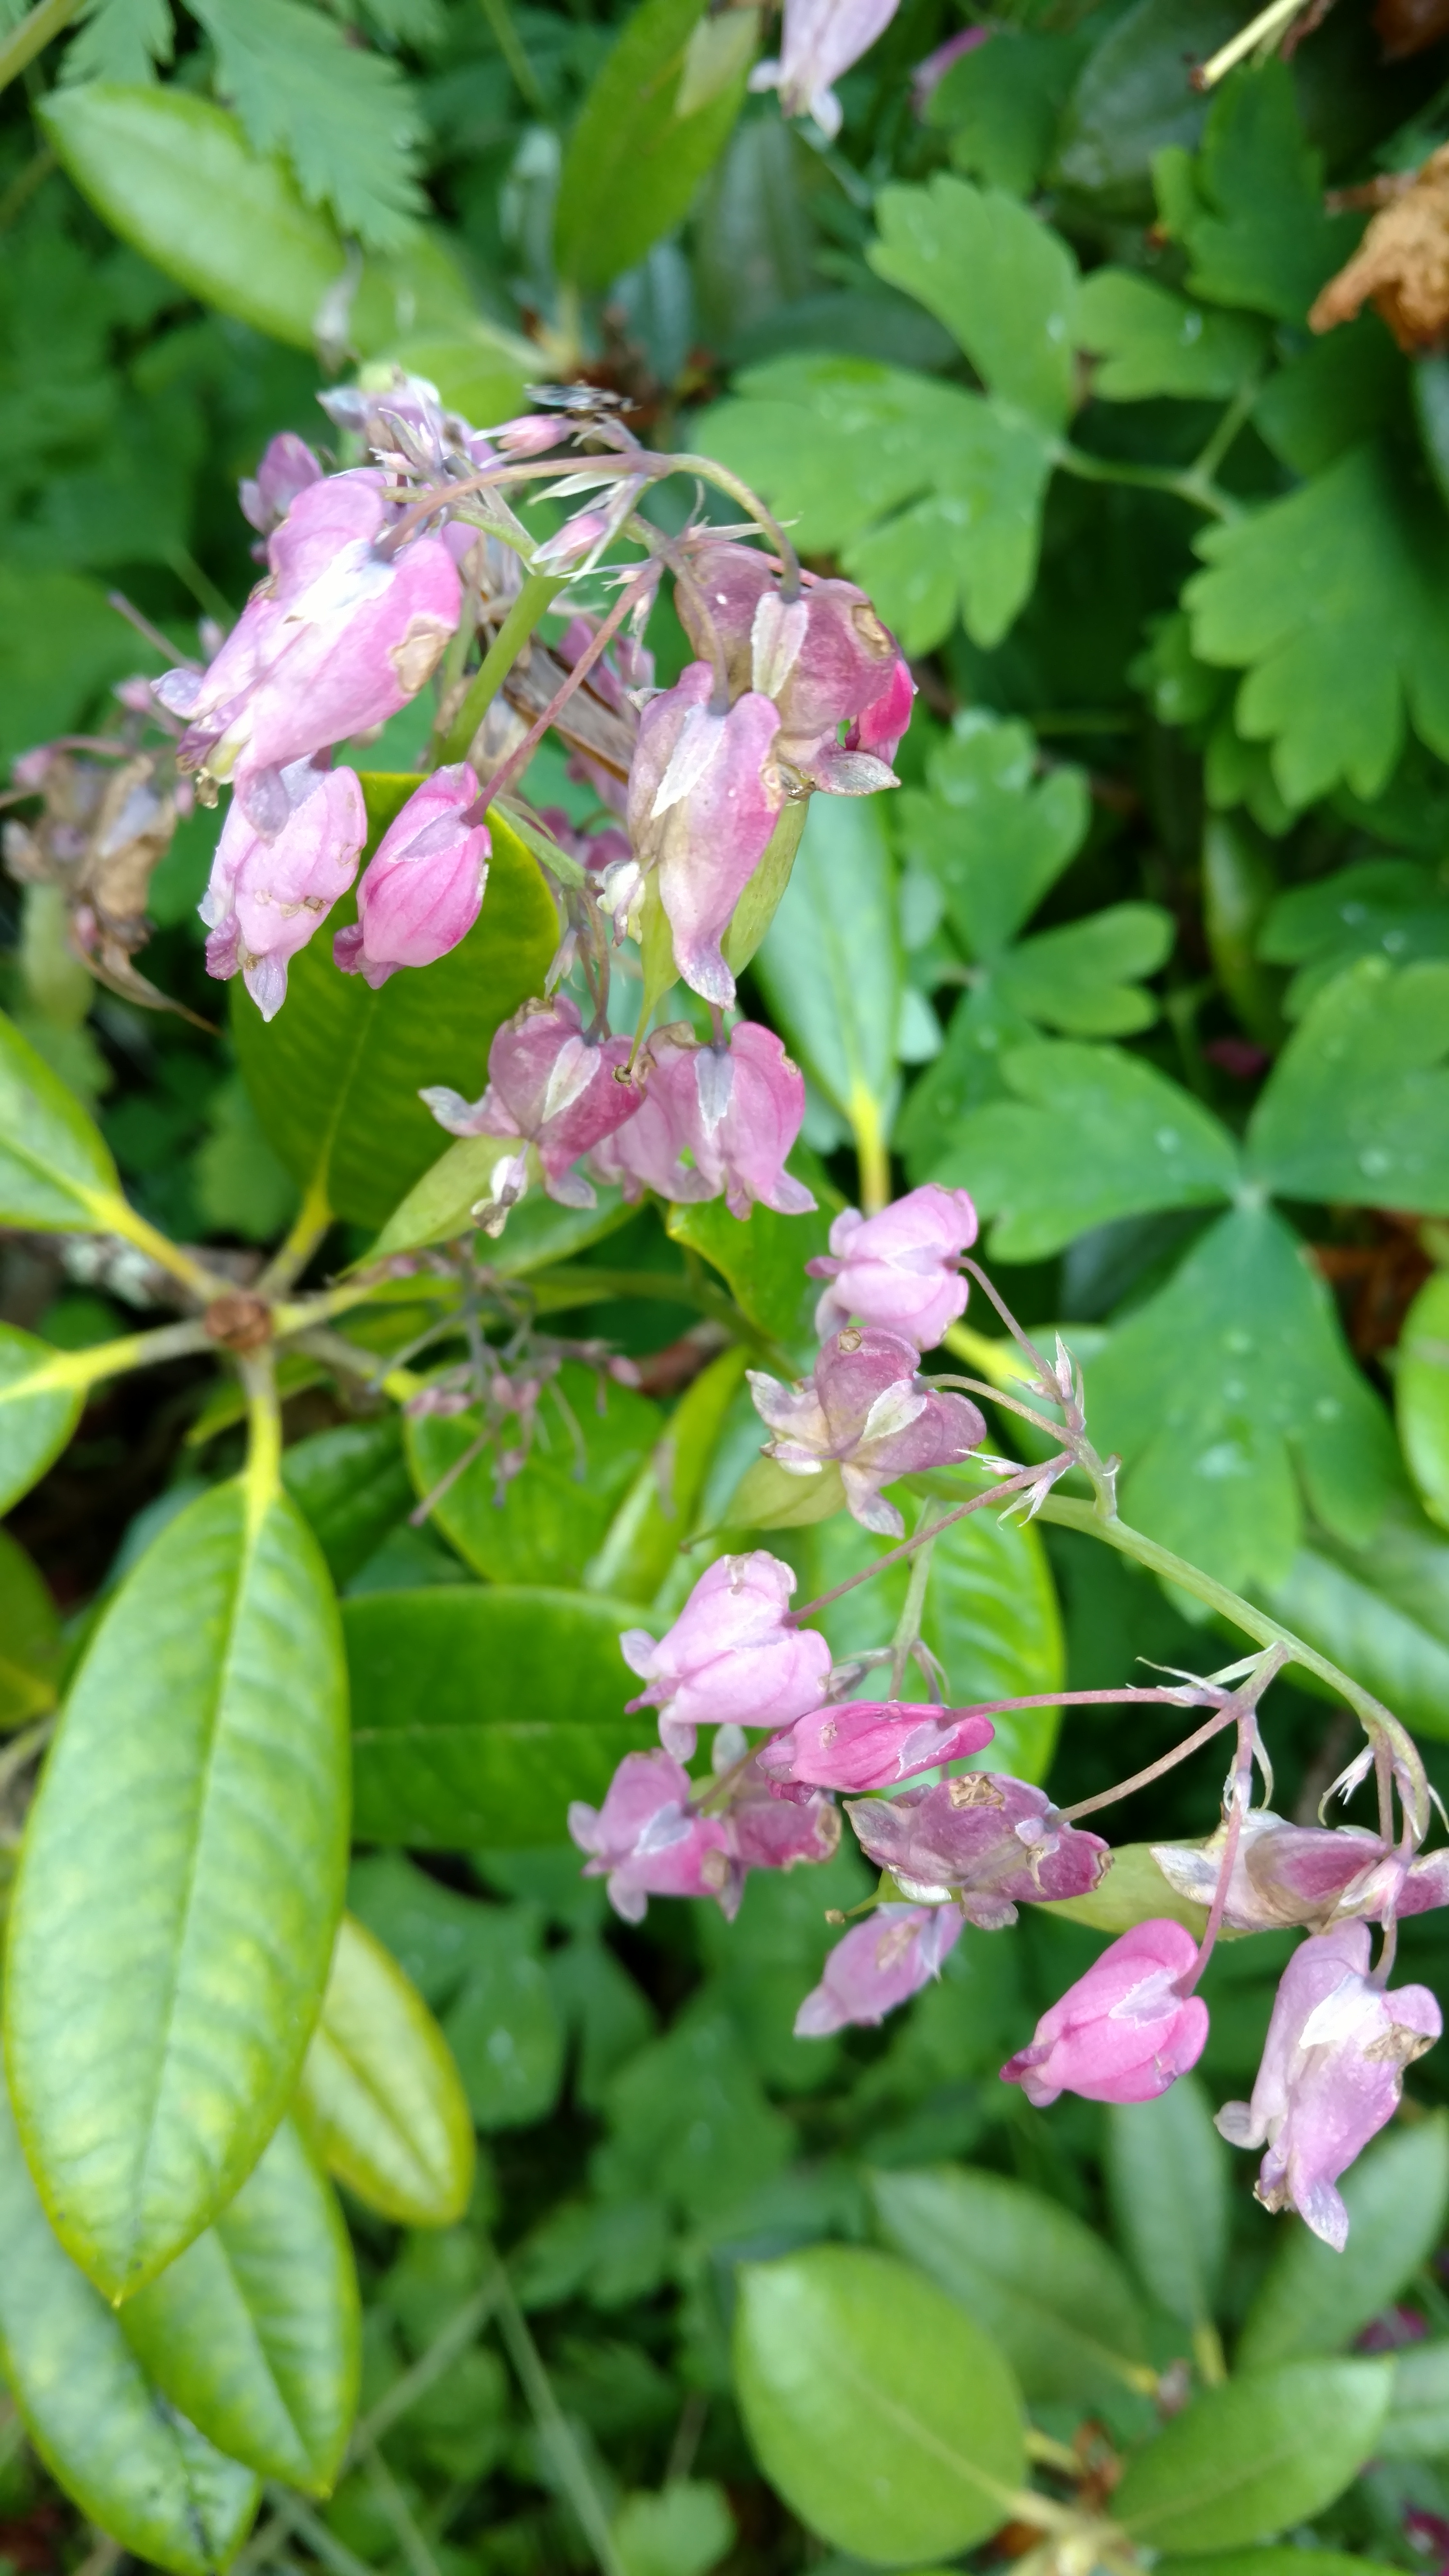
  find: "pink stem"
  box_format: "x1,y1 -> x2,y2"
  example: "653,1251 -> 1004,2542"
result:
790,1465 -> 1045,1621
1052,1702 -> 1242,1823
1181,1712 -> 1255,1991
465,575 -> 648,819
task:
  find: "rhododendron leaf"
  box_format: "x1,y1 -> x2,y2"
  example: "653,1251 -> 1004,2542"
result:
868,175 -> 1078,432
0,1325 -> 84,1518
1044,1841 -> 1206,1938
555,0 -> 756,293
1378,2342 -> 1449,2460
296,1913 -> 474,2228
589,1346 -> 751,1601
1236,2116 -> 1449,2369
1113,2358 -> 1394,2549
1246,958 -> 1449,1210
0,1529 -> 63,1729
403,1364 -> 661,1586
0,1005 -> 124,1232
1399,1271 -> 1449,1530
1263,1507 -> 1449,1745
1105,2077 -> 1228,2331
281,1418 -> 415,1586
667,1190 -> 836,1364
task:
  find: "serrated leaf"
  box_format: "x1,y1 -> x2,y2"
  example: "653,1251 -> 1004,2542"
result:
443,1906 -> 564,2131
62,0 -> 174,84
752,795 -> 900,1189
555,0 -> 755,293
1113,2358 -> 1393,2550
0,1325 -> 85,1517
1105,2077 -> 1228,2331
1235,2117 -> 1449,2370
4,1477 -> 349,2300
733,2245 -> 1026,2562
995,901 -> 1174,1036
0,1004 -> 124,1231
868,174 -> 1077,432
899,712 -> 1088,960
1253,316 -> 1404,477
297,1913 -> 475,2227
191,0 -> 426,252
1087,1204 -> 1399,1591
119,2118 -> 360,2495
1262,1501 -> 1449,1744
1152,62 -> 1355,322
404,1365 -> 662,1586
1400,1271 -> 1449,1530
0,1529 -> 63,1729
0,2087 -> 259,2576
1246,958 -> 1449,1209
1077,269 -> 1265,399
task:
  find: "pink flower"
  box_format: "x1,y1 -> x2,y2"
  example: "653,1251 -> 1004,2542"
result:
847,652 -> 917,765
807,1183 -> 979,1348
796,1902 -> 965,2036
727,1756 -> 841,1877
758,1700 -> 995,1794
748,1326 -> 985,1538
201,759 -> 366,1020
626,663 -> 783,1006
485,415 -> 571,457
1215,1922 -> 1441,2248
595,1021 -> 816,1219
420,994 -> 639,1230
334,765 -> 489,989
678,544 -> 909,790
749,0 -> 903,136
568,1749 -> 732,1924
619,1551 -> 832,1761
1002,1919 -> 1210,2108
847,1774 -> 1109,1927
1153,1813 -> 1414,1936
239,432 -> 324,538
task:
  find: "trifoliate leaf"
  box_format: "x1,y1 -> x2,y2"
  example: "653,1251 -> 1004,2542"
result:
1087,1204 -> 1399,1589
1258,859 -> 1449,1017
897,983 -> 1040,1180
869,174 -> 1078,432
1152,61 -> 1356,322
697,355 -> 1054,652
190,0 -> 427,251
1185,442 -> 1449,806
1076,269 -> 1265,400
62,0 -> 173,83
996,903 -> 1174,1036
1247,958 -> 1449,1210
929,27 -> 1089,199
897,711 -> 1089,959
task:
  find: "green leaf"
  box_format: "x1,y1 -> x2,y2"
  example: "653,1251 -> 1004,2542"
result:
868,175 -> 1077,433
0,1529 -> 62,1728
443,1906 -> 565,2131
348,1852 -> 487,2007
554,0 -> 755,292
1246,958 -> 1449,1210
1158,2558 -> 1402,2576
1076,269 -> 1265,400
297,1912 -> 475,2228
752,795 -> 900,1192
404,1364 -> 661,1586
1234,2116 -> 1449,2370
1045,1839 -> 1207,1938
1262,1504 -> 1449,1744
0,1331 -> 84,1522
697,355 -> 1054,652
1053,0 -> 1236,211
944,1041 -> 1238,1260
1112,2358 -> 1394,2550
613,2482 -> 734,2576
189,0 -> 426,253
595,2013 -> 792,2221
666,1192 -> 833,1363
586,1346 -> 750,1602
871,2166 -> 1150,2406
1257,859 -> 1449,1020
235,791 -> 556,1228
1152,63 -> 1355,322
1088,1205 -> 1399,1591
4,1476 -> 349,2300
0,2087 -> 260,2576
0,565 -> 147,768
899,713 -> 1088,961
1185,444 -> 1449,808
61,0 -> 174,85
282,1419 -> 416,1586
733,2244 -> 1026,2562
346,1585 -> 658,1846
1105,2078 -> 1228,2331
371,1127 -> 631,1258
0,1004 -> 124,1231
897,982 -> 1040,1179
995,902 -> 1174,1036
1379,2340 -> 1449,2459
929,27 -> 1088,199
1253,317 -> 1405,477
119,2117 -> 360,2495
1400,1271 -> 1449,1530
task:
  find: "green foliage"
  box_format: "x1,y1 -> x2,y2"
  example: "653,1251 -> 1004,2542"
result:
0,1324 -> 85,1517
1234,2116 -> 1449,2368
298,1913 -> 476,2227
0,1528 -> 62,1726
1152,64 -> 1352,322
554,0 -> 754,292
1112,2359 -> 1395,2550
868,175 -> 1078,433
1076,270 -> 1264,401
1104,2076 -> 1228,2333
0,1005 -> 124,1233
188,0 -> 427,251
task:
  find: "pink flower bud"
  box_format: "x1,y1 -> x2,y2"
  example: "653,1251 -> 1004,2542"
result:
1215,1922 -> 1441,2248
334,765 -> 490,988
759,1700 -> 996,1794
626,663 -> 783,1007
618,1550 -> 832,1762
807,1183 -> 979,1348
420,995 -> 639,1222
796,1902 -> 965,2036
596,1021 -> 816,1220
568,1749 -> 732,1923
748,1326 -> 985,1539
847,652 -> 916,765
534,509 -> 611,572
846,1773 -> 1109,1925
239,432 -> 324,537
488,415 -> 572,456
748,0 -> 902,136
1001,1919 -> 1210,2108
201,759 -> 366,1020
1153,1812 -> 1412,1936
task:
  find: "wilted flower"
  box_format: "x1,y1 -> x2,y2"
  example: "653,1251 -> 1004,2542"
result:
421,993 -> 638,1231
678,545 -> 911,791
748,1326 -> 985,1538
847,1773 -> 1109,1925
334,765 -> 490,988
1002,1919 -> 1210,2107
727,1756 -> 841,1875
201,759 -> 367,1020
1309,146 -> 1449,351
796,1901 -> 965,2035
568,1749 -> 732,1923
1153,1812 -> 1415,1935
626,662 -> 783,1006
749,0 -> 903,137
596,1020 -> 816,1219
619,1551 -> 832,1761
239,432 -> 324,539
1216,1921 -> 1441,2248
758,1699 -> 995,1794
807,1183 -> 979,1348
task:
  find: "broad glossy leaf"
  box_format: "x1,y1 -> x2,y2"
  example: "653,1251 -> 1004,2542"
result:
404,1364 -> 662,1586
0,2088 -> 259,2576
0,1527 -> 62,1727
235,790 -> 556,1228
1153,62 -> 1354,323
4,1478 -> 349,2299
0,1005 -> 123,1231
1158,2558 -> 1401,2576
1235,2117 -> 1449,2370
555,0 -> 755,292
1246,959 -> 1449,1211
1105,2077 -> 1227,2330
282,1418 -> 416,1585
753,797 -> 900,1186
1088,1205 -> 1399,1591
868,175 -> 1077,432
995,903 -> 1174,1037
733,2245 -> 1025,2561
1112,2358 -> 1393,2550
871,2166 -> 1150,2405
666,1191 -> 833,1362
297,1913 -> 475,2227
1054,0 -> 1235,209
0,1325 -> 86,1515
1077,269 -> 1265,399
443,1906 -> 564,2131
1379,2340 -> 1449,2459
944,1041 -> 1238,1259
1400,1271 -> 1449,1529
587,1346 -> 751,1601
371,1126 -> 630,1259
120,2117 -> 359,2494
1261,1513 -> 1449,1743
347,1584 -> 658,1845
898,713 -> 1088,961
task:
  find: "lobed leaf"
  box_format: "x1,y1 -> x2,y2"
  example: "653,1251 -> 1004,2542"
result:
1076,268 -> 1265,400
868,174 -> 1078,433
1246,957 -> 1449,1211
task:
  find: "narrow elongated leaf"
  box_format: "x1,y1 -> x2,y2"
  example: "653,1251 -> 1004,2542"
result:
0,2089 -> 259,2576
0,1005 -> 123,1230
1379,2340 -> 1449,2459
1105,2078 -> 1228,2330
1235,2116 -> 1449,2370
1158,2556 -> 1402,2576
555,0 -> 756,292
297,1913 -> 475,2227
282,1419 -> 415,1585
586,1346 -> 751,1602
120,2118 -> 360,2495
871,2166 -> 1150,2404
4,1477 -> 349,2299
347,1586 -> 658,1845
0,1325 -> 86,1515
371,1130 -> 630,1260
0,1529 -> 63,1728
1113,2358 -> 1393,2550
733,2245 -> 1025,2563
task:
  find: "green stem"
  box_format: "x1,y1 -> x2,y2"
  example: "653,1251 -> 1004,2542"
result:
437,574 -> 567,767
477,0 -> 546,107
670,453 -> 803,592
0,0 -> 81,94
0,1318 -> 214,1402
1054,442 -> 1240,524
239,1350 -> 282,1537
292,1326 -> 427,1406
486,2252 -> 629,2576
258,1174 -> 333,1297
889,1506 -> 936,1695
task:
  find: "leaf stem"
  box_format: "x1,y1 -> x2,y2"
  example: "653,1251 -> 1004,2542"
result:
485,2248 -> 630,2576
0,0 -> 81,95
0,1318 -> 214,1400
94,1198 -> 236,1304
791,1464 -> 1045,1620
293,1326 -> 426,1406
258,1175 -> 333,1297
239,1350 -> 282,1534
1053,442 -> 1240,524
437,572 -> 568,767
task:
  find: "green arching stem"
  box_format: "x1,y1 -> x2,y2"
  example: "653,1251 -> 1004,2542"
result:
258,1172 -> 333,1297
484,2246 -> 632,2576
1054,442 -> 1242,524
239,1350 -> 282,1538
437,572 -> 568,767
0,0 -> 81,96
890,1503 -> 937,1695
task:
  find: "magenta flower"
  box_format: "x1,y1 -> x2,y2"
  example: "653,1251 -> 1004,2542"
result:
807,1183 -> 979,1348
758,1700 -> 995,1794
334,765 -> 489,989
200,759 -> 366,1020
421,994 -> 638,1230
1002,1919 -> 1210,2108
1153,1813 -> 1414,1936
1215,1922 -> 1441,2247
796,1902 -> 965,2036
619,1551 -> 832,1761
239,432 -> 324,538
847,651 -> 917,765
727,1756 -> 841,1875
847,1774 -> 1109,1926
748,1326 -> 985,1538
486,415 -> 572,456
596,1021 -> 816,1219
679,547 -> 909,793
626,662 -> 783,1006
749,0 -> 903,136
568,1749 -> 732,1924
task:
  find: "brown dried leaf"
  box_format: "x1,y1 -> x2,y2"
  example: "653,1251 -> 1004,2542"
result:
1310,145 -> 1449,349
